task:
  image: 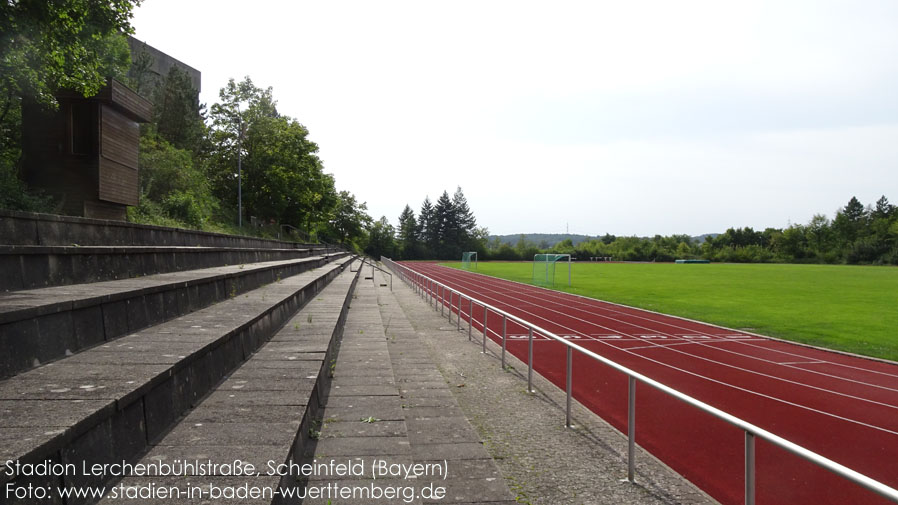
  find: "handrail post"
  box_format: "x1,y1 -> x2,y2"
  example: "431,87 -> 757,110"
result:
482,307 -> 488,353
527,327 -> 534,393
566,346 -> 573,428
628,376 -> 636,483
448,291 -> 453,323
457,293 -> 461,331
468,298 -> 472,341
501,314 -> 507,369
746,432 -> 756,505
440,285 -> 444,317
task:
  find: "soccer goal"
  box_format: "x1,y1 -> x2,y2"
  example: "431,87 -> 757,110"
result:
461,251 -> 478,270
532,253 -> 571,287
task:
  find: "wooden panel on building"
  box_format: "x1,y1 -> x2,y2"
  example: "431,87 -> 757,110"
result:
22,79 -> 150,220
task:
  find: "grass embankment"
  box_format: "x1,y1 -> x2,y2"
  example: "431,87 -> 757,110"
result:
444,261 -> 898,362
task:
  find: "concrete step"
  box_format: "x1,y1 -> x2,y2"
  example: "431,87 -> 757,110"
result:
1,209 -> 317,249
0,257 -> 355,504
95,262 -> 361,505
0,244 -> 332,292
0,253 -> 348,378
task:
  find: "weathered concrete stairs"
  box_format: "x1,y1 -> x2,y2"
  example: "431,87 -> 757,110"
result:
0,212 -> 354,505
1,212 -> 517,505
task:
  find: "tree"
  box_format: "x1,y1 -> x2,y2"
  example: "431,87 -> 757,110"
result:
131,135 -> 217,227
207,77 -> 334,232
873,196 -> 894,220
1,1 -> 138,113
419,197 -> 438,256
396,205 -> 420,259
832,196 -> 869,247
328,191 -> 371,250
365,216 -> 396,259
434,190 -> 457,258
152,67 -> 206,153
452,186 -> 477,247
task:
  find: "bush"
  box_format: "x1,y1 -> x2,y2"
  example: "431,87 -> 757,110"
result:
0,162 -> 55,213
136,134 -> 217,228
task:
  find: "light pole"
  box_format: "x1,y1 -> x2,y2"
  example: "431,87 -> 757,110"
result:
236,104 -> 243,228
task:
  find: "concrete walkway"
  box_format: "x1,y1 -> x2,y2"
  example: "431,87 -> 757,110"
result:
375,268 -> 718,505
300,276 -> 515,504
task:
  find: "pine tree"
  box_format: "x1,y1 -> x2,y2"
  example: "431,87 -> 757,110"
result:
844,196 -> 866,223
397,204 -> 419,259
419,197 -> 438,257
452,186 -> 476,247
873,195 -> 894,220
435,191 -> 457,259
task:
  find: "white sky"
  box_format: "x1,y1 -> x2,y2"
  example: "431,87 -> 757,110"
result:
131,0 -> 898,237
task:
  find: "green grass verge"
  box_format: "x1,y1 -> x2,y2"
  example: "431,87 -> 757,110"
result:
445,261 -> 898,362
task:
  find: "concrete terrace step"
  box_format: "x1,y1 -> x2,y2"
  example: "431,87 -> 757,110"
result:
295,276 -> 516,505
1,209 -> 315,249
0,244 -> 330,292
96,263 -> 361,505
0,253 -> 347,378
0,257 -> 353,504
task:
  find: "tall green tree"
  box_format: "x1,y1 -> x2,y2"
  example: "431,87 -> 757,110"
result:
419,197 -> 438,256
207,77 -> 333,232
452,186 -> 477,248
434,190 -> 457,258
873,195 -> 894,220
832,196 -> 869,247
328,191 -> 371,250
365,216 -> 396,259
152,67 -> 206,153
396,205 -> 420,259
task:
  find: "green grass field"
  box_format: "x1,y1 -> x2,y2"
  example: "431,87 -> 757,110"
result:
444,261 -> 898,361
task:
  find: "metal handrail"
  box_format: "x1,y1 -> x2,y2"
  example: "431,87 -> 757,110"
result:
358,257 -> 392,291
381,257 -> 898,505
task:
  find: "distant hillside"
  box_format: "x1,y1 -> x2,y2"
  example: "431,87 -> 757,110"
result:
490,233 -> 720,248
694,233 -> 720,243
489,234 -> 598,248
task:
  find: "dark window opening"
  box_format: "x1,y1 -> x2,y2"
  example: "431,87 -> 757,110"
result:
70,102 -> 91,155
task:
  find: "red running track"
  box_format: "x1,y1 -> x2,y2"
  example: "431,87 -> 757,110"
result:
401,262 -> 898,505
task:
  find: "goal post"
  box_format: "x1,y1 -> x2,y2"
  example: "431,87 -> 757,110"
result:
461,251 -> 478,270
532,253 -> 571,287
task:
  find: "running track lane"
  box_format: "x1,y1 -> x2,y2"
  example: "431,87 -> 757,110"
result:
403,262 -> 898,505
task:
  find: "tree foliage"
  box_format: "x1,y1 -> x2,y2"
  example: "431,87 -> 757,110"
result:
472,196 -> 898,266
388,187 -> 483,260
152,66 -> 206,153
206,77 -> 345,239
0,1 -> 138,111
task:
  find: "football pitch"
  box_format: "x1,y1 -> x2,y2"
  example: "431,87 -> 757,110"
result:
444,261 -> 898,362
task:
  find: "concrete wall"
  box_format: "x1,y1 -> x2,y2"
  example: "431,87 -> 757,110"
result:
127,36 -> 202,97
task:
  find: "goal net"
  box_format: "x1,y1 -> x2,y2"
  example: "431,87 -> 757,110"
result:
532,253 -> 571,287
461,251 -> 478,270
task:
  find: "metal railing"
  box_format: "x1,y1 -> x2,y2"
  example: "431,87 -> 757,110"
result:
355,257 -> 392,290
381,257 -> 898,505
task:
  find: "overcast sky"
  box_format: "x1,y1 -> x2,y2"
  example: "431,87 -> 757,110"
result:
131,0 -> 898,237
